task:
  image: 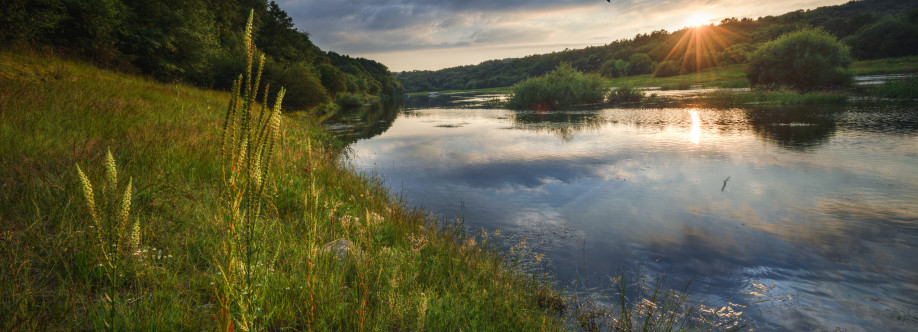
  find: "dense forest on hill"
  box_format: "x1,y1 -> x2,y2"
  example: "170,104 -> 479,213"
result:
0,0 -> 404,110
397,0 -> 918,93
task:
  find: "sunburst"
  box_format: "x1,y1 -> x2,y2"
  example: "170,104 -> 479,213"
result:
653,20 -> 747,76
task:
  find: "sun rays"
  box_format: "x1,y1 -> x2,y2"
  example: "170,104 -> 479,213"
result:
653,21 -> 748,76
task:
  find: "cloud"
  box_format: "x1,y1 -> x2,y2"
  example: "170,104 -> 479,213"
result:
275,0 -> 849,71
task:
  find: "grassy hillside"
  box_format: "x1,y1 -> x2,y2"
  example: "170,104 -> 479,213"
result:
0,50 -> 562,330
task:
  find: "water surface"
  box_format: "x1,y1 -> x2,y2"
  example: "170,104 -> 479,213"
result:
337,95 -> 918,330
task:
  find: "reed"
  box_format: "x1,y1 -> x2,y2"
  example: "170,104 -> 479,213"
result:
215,10 -> 286,331
74,149 -> 139,330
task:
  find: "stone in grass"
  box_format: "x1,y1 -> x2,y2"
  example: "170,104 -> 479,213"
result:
322,238 -> 364,263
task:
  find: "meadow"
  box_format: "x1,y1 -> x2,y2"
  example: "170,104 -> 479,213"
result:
0,49 -> 564,330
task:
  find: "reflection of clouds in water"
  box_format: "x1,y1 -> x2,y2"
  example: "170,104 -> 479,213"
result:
348,105 -> 918,331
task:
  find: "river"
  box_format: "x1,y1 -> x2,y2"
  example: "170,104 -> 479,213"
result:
330,94 -> 918,331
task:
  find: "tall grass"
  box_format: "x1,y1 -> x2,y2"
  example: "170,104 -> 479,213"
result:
0,30 -> 564,332
213,11 -> 285,331
74,149 -> 139,331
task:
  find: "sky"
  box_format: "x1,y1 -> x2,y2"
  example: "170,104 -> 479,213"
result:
275,0 -> 850,72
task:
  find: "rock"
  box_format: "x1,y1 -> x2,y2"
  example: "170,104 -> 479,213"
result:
322,238 -> 364,262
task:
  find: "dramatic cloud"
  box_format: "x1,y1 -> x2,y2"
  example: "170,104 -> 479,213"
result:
276,0 -> 848,71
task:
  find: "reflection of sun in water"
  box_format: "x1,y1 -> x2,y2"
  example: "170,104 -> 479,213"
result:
690,110 -> 701,144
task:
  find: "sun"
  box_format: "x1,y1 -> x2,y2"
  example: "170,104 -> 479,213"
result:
686,14 -> 711,27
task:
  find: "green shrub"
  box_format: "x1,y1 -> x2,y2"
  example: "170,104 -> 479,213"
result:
506,63 -> 607,109
607,85 -> 644,103
335,92 -> 367,108
747,28 -> 853,90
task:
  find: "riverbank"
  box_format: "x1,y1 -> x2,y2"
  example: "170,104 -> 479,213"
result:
0,50 -> 563,330
417,57 -> 918,108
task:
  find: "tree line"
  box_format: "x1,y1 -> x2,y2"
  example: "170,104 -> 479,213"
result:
0,0 -> 404,111
397,0 -> 918,93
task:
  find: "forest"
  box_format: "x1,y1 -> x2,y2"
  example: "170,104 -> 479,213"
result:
396,0 -> 918,93
0,0 -> 404,111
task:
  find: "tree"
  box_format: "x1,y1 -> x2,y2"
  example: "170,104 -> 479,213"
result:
625,53 -> 653,76
845,17 -> 918,59
747,28 -> 853,90
317,63 -> 347,96
599,59 -> 620,77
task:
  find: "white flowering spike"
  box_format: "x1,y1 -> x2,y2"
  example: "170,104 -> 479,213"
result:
76,164 -> 98,225
105,149 -> 117,192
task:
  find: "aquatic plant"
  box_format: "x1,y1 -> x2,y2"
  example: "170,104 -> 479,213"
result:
871,77 -> 918,99
570,271 -> 747,331
607,85 -> 645,104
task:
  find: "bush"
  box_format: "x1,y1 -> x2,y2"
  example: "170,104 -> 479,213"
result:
607,85 -> 644,103
506,63 -> 607,110
747,28 -> 853,90
334,92 -> 367,108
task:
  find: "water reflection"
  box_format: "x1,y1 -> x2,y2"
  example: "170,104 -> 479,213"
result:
690,109 -> 702,144
404,92 -> 505,109
510,110 -> 605,141
745,107 -> 840,151
324,99 -> 402,143
339,95 -> 918,331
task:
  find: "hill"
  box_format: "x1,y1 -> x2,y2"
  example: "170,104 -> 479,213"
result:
396,0 -> 918,93
0,49 -> 561,329
0,0 -> 403,111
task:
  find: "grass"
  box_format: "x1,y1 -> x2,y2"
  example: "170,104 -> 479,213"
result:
868,76 -> 918,99
607,57 -> 918,91
0,49 -> 565,330
405,86 -> 512,96
850,56 -> 918,76
692,88 -> 849,108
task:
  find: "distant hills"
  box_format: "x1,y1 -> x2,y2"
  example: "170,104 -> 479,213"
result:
396,0 -> 918,93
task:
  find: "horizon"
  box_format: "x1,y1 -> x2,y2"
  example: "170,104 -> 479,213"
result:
276,0 -> 850,72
